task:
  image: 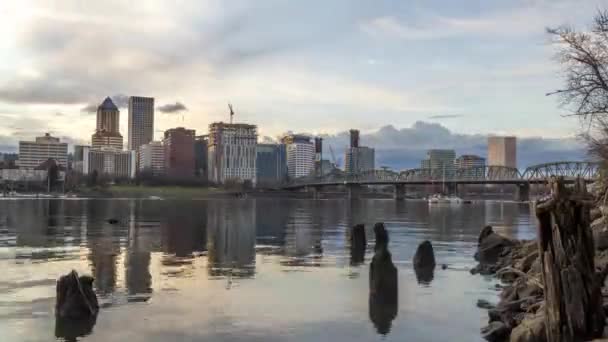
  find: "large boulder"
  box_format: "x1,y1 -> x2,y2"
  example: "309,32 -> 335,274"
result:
509,312 -> 546,342
475,226 -> 516,265
593,218 -> 608,251
481,321 -> 510,342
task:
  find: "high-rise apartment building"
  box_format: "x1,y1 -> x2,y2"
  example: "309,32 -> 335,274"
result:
421,149 -> 456,177
18,133 -> 68,169
208,123 -> 257,184
281,134 -> 314,179
128,96 -> 154,151
163,127 -> 195,178
488,136 -> 517,168
138,141 -> 165,176
344,129 -> 375,175
92,97 -> 123,150
256,144 -> 287,186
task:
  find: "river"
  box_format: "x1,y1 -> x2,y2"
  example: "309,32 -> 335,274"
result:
0,198 -> 536,341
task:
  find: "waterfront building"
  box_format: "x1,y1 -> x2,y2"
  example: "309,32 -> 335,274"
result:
281,134 -> 314,179
18,133 -> 68,169
455,154 -> 486,179
138,141 -> 165,176
81,146 -> 136,178
208,123 -> 257,184
421,149 -> 456,177
195,135 -> 209,180
128,96 -> 154,151
344,129 -> 375,175
256,144 -> 287,186
72,145 -> 89,174
91,97 -> 123,151
163,127 -> 195,178
488,136 -> 517,168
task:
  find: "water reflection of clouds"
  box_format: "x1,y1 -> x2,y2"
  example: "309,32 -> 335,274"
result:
0,198 -> 540,341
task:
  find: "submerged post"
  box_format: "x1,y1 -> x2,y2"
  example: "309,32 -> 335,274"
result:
535,176 -> 604,341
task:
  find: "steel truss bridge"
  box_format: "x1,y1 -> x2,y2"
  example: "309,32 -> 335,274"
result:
285,161 -> 599,188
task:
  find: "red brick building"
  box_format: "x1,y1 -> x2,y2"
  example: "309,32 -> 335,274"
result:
163,127 -> 195,178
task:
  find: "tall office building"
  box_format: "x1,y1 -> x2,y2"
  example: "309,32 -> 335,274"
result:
18,133 -> 68,169
281,134 -> 314,179
421,149 -> 456,177
208,123 -> 257,184
163,127 -> 195,178
92,97 -> 123,150
488,136 -> 517,168
256,144 -> 287,186
128,96 -> 154,151
138,141 -> 165,176
344,129 -> 375,175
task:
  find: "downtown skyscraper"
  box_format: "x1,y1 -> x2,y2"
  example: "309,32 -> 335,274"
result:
128,96 -> 154,151
91,97 -> 123,151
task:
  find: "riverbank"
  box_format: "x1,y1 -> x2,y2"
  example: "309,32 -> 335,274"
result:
471,180 -> 608,342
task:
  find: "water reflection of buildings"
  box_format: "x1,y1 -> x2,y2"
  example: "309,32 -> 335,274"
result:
125,200 -> 155,301
281,203 -> 323,267
207,200 -> 256,277
85,200 -> 123,296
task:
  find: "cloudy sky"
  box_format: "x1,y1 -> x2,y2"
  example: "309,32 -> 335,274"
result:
0,0 -> 604,168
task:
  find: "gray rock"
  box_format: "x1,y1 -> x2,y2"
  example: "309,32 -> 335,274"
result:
509,312 -> 546,342
477,232 -> 515,265
477,299 -> 496,310
595,227 -> 608,251
481,321 -> 510,342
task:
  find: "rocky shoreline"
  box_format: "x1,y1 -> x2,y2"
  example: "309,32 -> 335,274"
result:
471,182 -> 608,342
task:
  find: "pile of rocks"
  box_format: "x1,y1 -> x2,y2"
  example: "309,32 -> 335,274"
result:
473,227 -> 545,342
474,193 -> 608,342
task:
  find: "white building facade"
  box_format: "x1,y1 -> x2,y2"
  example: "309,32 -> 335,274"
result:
81,147 -> 137,179
208,123 -> 258,184
138,141 -> 165,175
282,135 -> 315,179
18,133 -> 68,169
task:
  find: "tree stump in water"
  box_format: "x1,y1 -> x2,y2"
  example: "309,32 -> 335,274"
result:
535,176 -> 605,341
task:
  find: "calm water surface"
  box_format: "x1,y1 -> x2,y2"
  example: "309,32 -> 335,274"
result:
0,198 -> 536,341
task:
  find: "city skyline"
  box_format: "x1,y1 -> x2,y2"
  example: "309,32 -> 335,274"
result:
0,1 -> 599,169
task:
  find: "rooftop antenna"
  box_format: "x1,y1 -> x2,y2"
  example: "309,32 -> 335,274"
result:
228,103 -> 234,124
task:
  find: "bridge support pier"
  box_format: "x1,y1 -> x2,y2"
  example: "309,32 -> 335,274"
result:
347,183 -> 362,200
393,184 -> 406,200
306,185 -> 321,199
516,183 -> 530,202
457,184 -> 467,198
446,183 -> 458,196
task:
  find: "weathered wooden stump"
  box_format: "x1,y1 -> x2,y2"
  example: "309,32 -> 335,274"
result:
535,176 -> 605,341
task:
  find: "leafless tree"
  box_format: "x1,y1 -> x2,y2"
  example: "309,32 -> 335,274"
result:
548,10 -> 608,122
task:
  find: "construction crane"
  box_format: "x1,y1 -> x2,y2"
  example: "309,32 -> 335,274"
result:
228,103 -> 234,124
